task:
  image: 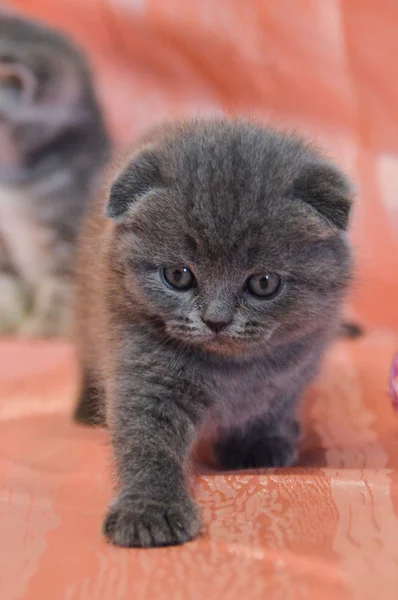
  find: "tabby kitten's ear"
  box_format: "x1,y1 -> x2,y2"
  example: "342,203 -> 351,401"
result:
0,60 -> 36,109
0,60 -> 36,167
107,148 -> 164,220
293,162 -> 353,230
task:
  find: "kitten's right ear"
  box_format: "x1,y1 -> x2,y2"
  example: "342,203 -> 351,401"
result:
106,149 -> 163,219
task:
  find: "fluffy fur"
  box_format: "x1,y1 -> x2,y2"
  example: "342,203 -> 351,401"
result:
74,118 -> 353,547
0,14 -> 110,336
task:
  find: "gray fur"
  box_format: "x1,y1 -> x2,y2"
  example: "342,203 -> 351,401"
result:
74,118 -> 353,547
0,15 -> 110,336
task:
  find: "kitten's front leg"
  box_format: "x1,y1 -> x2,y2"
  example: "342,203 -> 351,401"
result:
104,361 -> 205,548
0,238 -> 28,333
215,410 -> 300,470
0,271 -> 28,333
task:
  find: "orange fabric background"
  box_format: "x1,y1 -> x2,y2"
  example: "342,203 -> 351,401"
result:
1,2 -> 398,599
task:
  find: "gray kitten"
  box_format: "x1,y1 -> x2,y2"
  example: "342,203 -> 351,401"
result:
0,14 -> 110,336
74,118 -> 353,548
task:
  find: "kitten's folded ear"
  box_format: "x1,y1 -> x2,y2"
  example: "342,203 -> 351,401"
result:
0,61 -> 36,168
293,162 -> 353,230
0,61 -> 36,112
106,148 -> 164,219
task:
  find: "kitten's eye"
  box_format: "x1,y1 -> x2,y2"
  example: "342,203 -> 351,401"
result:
246,273 -> 282,298
162,266 -> 195,291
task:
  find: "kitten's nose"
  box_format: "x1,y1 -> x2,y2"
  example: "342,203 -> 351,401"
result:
202,318 -> 231,333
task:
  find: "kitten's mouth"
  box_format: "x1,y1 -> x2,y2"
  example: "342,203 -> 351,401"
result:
203,335 -> 254,356
166,326 -> 255,355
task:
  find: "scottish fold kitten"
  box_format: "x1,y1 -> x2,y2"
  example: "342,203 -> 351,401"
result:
74,118 -> 353,547
0,14 -> 110,336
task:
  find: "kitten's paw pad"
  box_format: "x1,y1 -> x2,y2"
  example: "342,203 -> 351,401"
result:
103,496 -> 201,548
216,435 -> 298,470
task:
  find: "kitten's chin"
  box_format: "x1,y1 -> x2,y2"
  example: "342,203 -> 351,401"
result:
203,337 -> 264,357
203,340 -> 249,357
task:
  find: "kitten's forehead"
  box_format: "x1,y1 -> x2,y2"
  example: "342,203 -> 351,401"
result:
121,119 -> 349,267
161,119 -> 311,189
152,121 -> 325,249
132,186 -> 331,272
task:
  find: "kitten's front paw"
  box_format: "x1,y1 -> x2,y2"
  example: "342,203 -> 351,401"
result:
20,303 -> 72,338
215,432 -> 298,470
103,495 -> 201,548
20,278 -> 72,338
0,273 -> 28,334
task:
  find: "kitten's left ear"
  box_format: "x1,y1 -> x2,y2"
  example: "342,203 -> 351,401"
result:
106,148 -> 164,220
293,162 -> 353,230
0,61 -> 36,111
0,62 -> 36,169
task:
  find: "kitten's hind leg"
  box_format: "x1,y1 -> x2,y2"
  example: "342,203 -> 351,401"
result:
74,369 -> 106,426
340,321 -> 363,339
214,413 -> 300,470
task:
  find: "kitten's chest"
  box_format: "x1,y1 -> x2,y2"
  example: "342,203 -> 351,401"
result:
201,365 -> 275,433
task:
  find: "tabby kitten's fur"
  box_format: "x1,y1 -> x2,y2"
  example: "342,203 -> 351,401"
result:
0,14 -> 110,336
74,118 -> 353,548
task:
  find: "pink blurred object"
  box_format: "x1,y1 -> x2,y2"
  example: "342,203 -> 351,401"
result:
389,354 -> 398,411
